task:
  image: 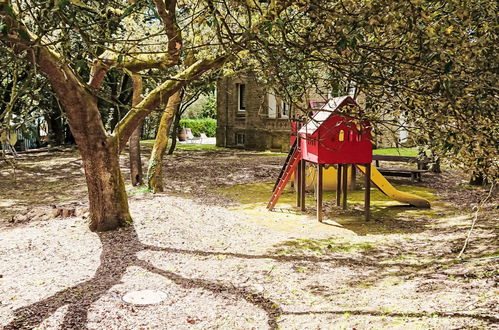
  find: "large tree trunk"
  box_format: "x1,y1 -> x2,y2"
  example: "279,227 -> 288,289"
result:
147,90 -> 182,192
129,75 -> 144,186
81,138 -> 132,232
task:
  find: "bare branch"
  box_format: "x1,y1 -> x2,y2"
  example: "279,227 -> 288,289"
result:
113,55 -> 229,149
153,0 -> 182,63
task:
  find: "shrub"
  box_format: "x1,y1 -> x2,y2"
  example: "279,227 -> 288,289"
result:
179,118 -> 216,137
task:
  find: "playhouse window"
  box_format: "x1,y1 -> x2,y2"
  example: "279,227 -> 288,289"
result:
338,130 -> 345,142
237,84 -> 246,112
235,132 -> 245,146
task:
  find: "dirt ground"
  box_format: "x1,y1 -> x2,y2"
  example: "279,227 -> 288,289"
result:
0,146 -> 497,329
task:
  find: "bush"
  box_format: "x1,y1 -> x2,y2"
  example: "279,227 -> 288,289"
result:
179,118 -> 216,137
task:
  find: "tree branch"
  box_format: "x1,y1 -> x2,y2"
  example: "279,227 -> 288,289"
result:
112,0 -> 298,148
113,55 -> 229,149
0,5 -> 107,147
153,0 -> 182,63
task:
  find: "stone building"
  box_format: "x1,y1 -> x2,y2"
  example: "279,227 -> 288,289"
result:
216,73 -> 326,151
216,73 -> 408,151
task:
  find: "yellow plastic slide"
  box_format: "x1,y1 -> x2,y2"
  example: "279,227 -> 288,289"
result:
356,164 -> 431,208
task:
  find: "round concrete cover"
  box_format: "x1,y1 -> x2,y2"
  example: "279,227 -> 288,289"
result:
122,290 -> 167,305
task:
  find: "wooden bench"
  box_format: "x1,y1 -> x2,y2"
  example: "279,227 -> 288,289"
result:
377,168 -> 428,182
372,155 -> 431,182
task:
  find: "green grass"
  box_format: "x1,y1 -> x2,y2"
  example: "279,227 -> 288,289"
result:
127,185 -> 151,196
174,143 -> 223,151
373,147 -> 418,157
218,181 -> 438,206
255,150 -> 288,157
140,140 -> 222,151
274,238 -> 374,256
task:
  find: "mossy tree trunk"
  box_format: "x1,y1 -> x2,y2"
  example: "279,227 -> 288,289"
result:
129,75 -> 144,186
147,90 -> 183,192
23,43 -> 133,232
81,138 -> 132,231
1,2 -> 235,231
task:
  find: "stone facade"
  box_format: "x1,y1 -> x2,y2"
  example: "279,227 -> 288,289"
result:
216,74 -> 407,150
216,74 -> 294,151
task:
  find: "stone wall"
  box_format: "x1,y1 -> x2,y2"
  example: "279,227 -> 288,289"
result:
216,74 -> 409,151
216,74 -> 292,151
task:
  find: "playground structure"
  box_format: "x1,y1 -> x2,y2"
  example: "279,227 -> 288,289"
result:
267,96 -> 430,222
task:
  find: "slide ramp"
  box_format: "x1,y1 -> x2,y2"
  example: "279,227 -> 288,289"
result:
356,164 -> 431,208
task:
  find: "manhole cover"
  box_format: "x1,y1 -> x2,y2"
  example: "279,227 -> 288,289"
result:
122,290 -> 167,305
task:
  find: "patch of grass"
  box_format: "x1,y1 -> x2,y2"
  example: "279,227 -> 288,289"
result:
140,140 -> 222,151
255,150 -> 288,157
218,179 -> 438,205
176,143 -> 223,151
140,140 -> 157,148
479,250 -> 499,259
217,182 -> 313,205
294,267 -> 308,273
274,238 -> 374,256
373,147 -> 419,157
127,185 -> 151,196
217,181 -> 446,237
380,305 -> 395,315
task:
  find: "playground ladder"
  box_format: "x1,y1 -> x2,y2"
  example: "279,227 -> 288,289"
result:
267,140 -> 301,210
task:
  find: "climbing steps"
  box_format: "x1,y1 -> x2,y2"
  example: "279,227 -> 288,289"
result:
267,140 -> 301,210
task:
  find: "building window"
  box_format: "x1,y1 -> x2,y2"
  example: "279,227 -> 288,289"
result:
235,132 -> 245,146
281,101 -> 289,118
268,93 -> 277,119
237,84 -> 246,112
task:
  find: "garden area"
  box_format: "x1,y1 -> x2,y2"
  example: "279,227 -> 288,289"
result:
1,0 -> 498,329
0,145 -> 497,329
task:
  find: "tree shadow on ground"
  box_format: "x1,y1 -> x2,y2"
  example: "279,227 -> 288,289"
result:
271,224 -> 498,292
5,225 -> 498,329
0,154 -> 86,220
4,225 -> 283,329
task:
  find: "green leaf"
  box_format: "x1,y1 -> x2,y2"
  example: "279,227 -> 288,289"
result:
121,4 -> 136,19
349,36 -> 357,48
18,29 -> 30,41
264,21 -> 273,33
0,23 -> 6,34
336,37 -> 348,51
117,54 -> 123,63
58,0 -> 70,10
2,4 -> 15,18
444,61 -> 453,73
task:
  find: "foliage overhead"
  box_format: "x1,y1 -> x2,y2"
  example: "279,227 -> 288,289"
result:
0,0 -> 497,182
237,0 -> 498,181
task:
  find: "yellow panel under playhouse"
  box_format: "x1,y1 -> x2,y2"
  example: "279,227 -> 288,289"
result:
291,164 -> 430,208
293,164 -> 354,191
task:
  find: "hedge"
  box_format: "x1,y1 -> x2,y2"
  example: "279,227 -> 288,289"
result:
179,118 -> 217,137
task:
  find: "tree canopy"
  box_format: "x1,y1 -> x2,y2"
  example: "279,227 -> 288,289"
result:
1,0 -> 497,230
238,0 -> 498,181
